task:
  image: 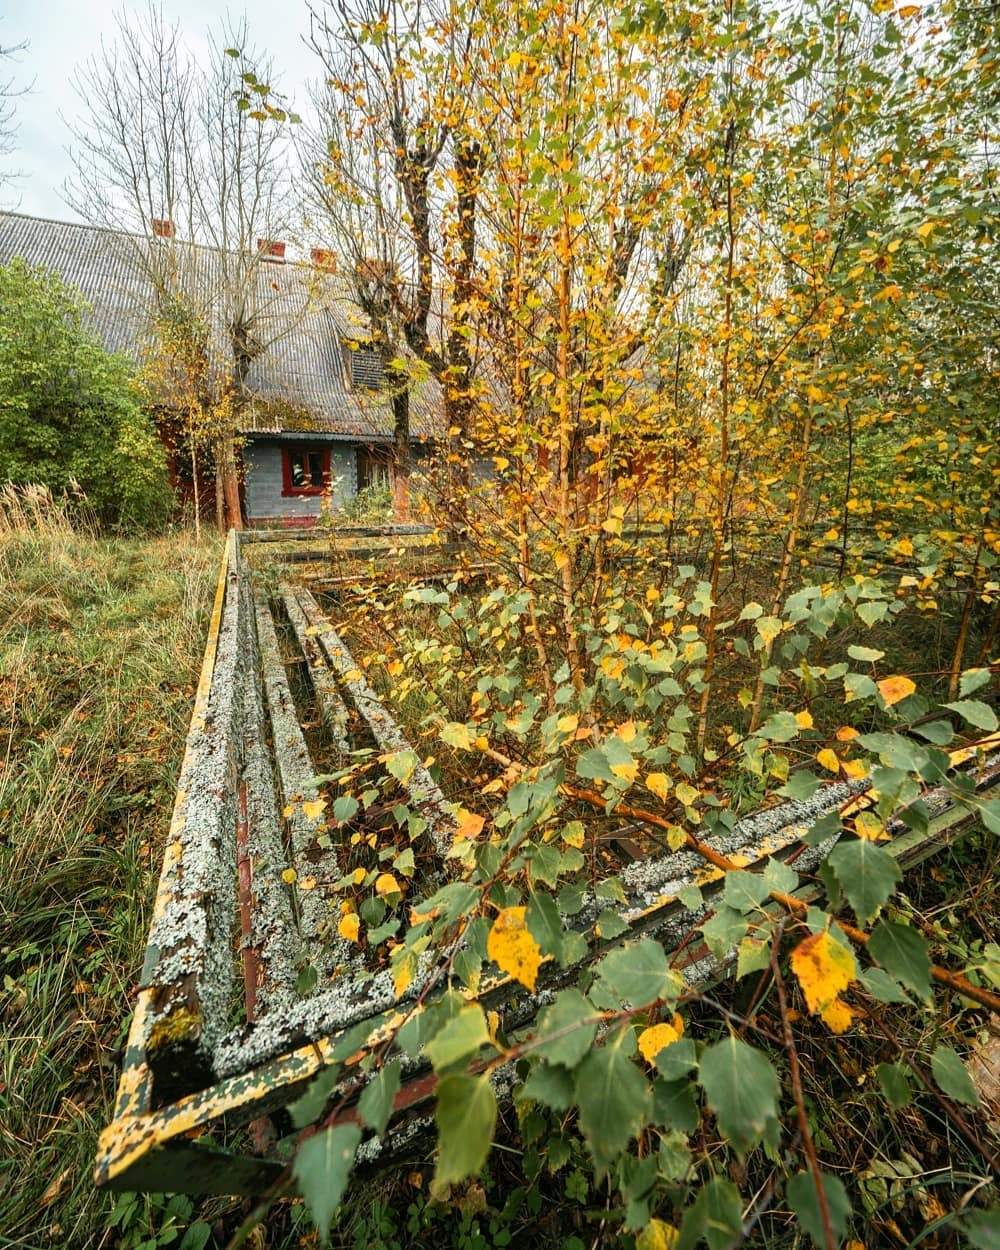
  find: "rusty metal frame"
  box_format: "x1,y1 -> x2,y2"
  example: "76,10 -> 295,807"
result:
94,528 -> 1000,1196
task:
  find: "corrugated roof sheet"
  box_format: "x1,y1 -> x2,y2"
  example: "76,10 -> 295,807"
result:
0,211 -> 444,441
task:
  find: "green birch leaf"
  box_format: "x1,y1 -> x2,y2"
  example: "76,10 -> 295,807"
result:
534,988 -> 598,1068
931,1045 -> 980,1107
424,1004 -> 490,1071
877,1061 -> 913,1109
574,1025 -> 651,1170
828,838 -> 902,924
293,1124 -> 361,1244
786,1170 -> 852,1246
526,890 -> 564,959
676,1177 -> 743,1250
434,1074 -> 497,1185
723,870 -> 770,912
519,1062 -> 575,1110
357,1058 -> 401,1136
700,905 -> 749,960
698,1035 -> 780,1153
289,1062 -> 342,1129
860,967 -> 911,1004
958,668 -> 991,698
943,700 -> 998,732
593,938 -> 680,1008
868,920 -> 932,1001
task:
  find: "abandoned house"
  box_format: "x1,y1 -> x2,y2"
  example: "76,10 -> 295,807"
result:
0,210 -> 444,525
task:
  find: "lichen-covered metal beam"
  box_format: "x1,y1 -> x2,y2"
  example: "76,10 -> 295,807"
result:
280,585 -> 351,757
141,533 -> 244,1104
253,589 -> 351,976
293,586 -> 457,859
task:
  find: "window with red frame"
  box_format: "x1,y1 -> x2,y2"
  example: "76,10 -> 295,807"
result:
281,446 -> 331,496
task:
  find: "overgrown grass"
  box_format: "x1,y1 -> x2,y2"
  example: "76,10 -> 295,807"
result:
0,523 -> 220,1248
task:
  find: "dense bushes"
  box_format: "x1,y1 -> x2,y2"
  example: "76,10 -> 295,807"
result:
0,258 -> 173,528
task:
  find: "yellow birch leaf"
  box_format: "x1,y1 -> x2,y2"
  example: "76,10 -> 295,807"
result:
352,866 -> 366,885
637,1220 -> 679,1250
562,821 -> 585,849
487,907 -> 542,990
820,999 -> 855,1034
302,798 -> 326,822
790,931 -> 857,1033
915,220 -> 935,238
391,950 -> 415,997
854,811 -> 887,841
610,762 -> 638,783
375,872 -> 401,897
878,675 -> 916,706
675,781 -> 700,807
454,808 -> 486,843
795,710 -> 814,730
281,867 -> 298,885
637,1015 -> 685,1064
646,772 -> 671,801
338,912 -> 361,943
835,725 -> 859,742
557,714 -> 579,736
816,748 -> 841,774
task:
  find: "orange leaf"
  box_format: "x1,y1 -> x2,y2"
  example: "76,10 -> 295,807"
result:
878,675 -> 916,706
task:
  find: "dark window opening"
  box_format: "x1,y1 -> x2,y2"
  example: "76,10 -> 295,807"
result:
281,446 -> 331,496
356,446 -> 391,493
348,345 -> 385,391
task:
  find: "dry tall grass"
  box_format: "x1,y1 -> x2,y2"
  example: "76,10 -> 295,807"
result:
0,502 -> 220,1247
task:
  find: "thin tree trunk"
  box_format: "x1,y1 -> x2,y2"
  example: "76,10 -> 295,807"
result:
191,435 -> 201,541
749,406 -> 813,732
696,122 -> 736,757
949,537 -> 983,699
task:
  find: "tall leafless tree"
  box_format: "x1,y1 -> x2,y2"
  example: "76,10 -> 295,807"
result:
66,6 -> 299,527
305,0 -> 484,503
0,35 -> 29,193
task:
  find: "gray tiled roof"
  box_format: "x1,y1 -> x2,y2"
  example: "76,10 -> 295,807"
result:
0,211 -> 444,441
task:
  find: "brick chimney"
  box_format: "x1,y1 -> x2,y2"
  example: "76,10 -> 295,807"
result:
257,238 -> 286,262
310,247 -> 336,271
152,218 -> 175,239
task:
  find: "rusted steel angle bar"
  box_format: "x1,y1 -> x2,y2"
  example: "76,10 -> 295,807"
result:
239,629 -> 305,1017
280,585 -> 351,756
96,762 -> 996,1195
253,590 -> 352,977
293,586 -> 458,859
210,747 -> 997,1081
98,532 -> 236,1155
139,534 -> 247,1104
243,524 -> 434,545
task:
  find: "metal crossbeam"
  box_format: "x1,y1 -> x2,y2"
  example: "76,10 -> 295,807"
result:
94,528 -> 1000,1197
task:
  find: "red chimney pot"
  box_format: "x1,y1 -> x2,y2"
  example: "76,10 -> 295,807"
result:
310,247 -> 336,271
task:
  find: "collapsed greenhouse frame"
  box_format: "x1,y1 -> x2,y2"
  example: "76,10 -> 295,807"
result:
94,527 -> 1000,1197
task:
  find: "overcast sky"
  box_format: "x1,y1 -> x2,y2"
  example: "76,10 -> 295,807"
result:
2,1 -> 317,222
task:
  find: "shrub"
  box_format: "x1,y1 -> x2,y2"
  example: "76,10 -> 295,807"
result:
0,258 -> 173,528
